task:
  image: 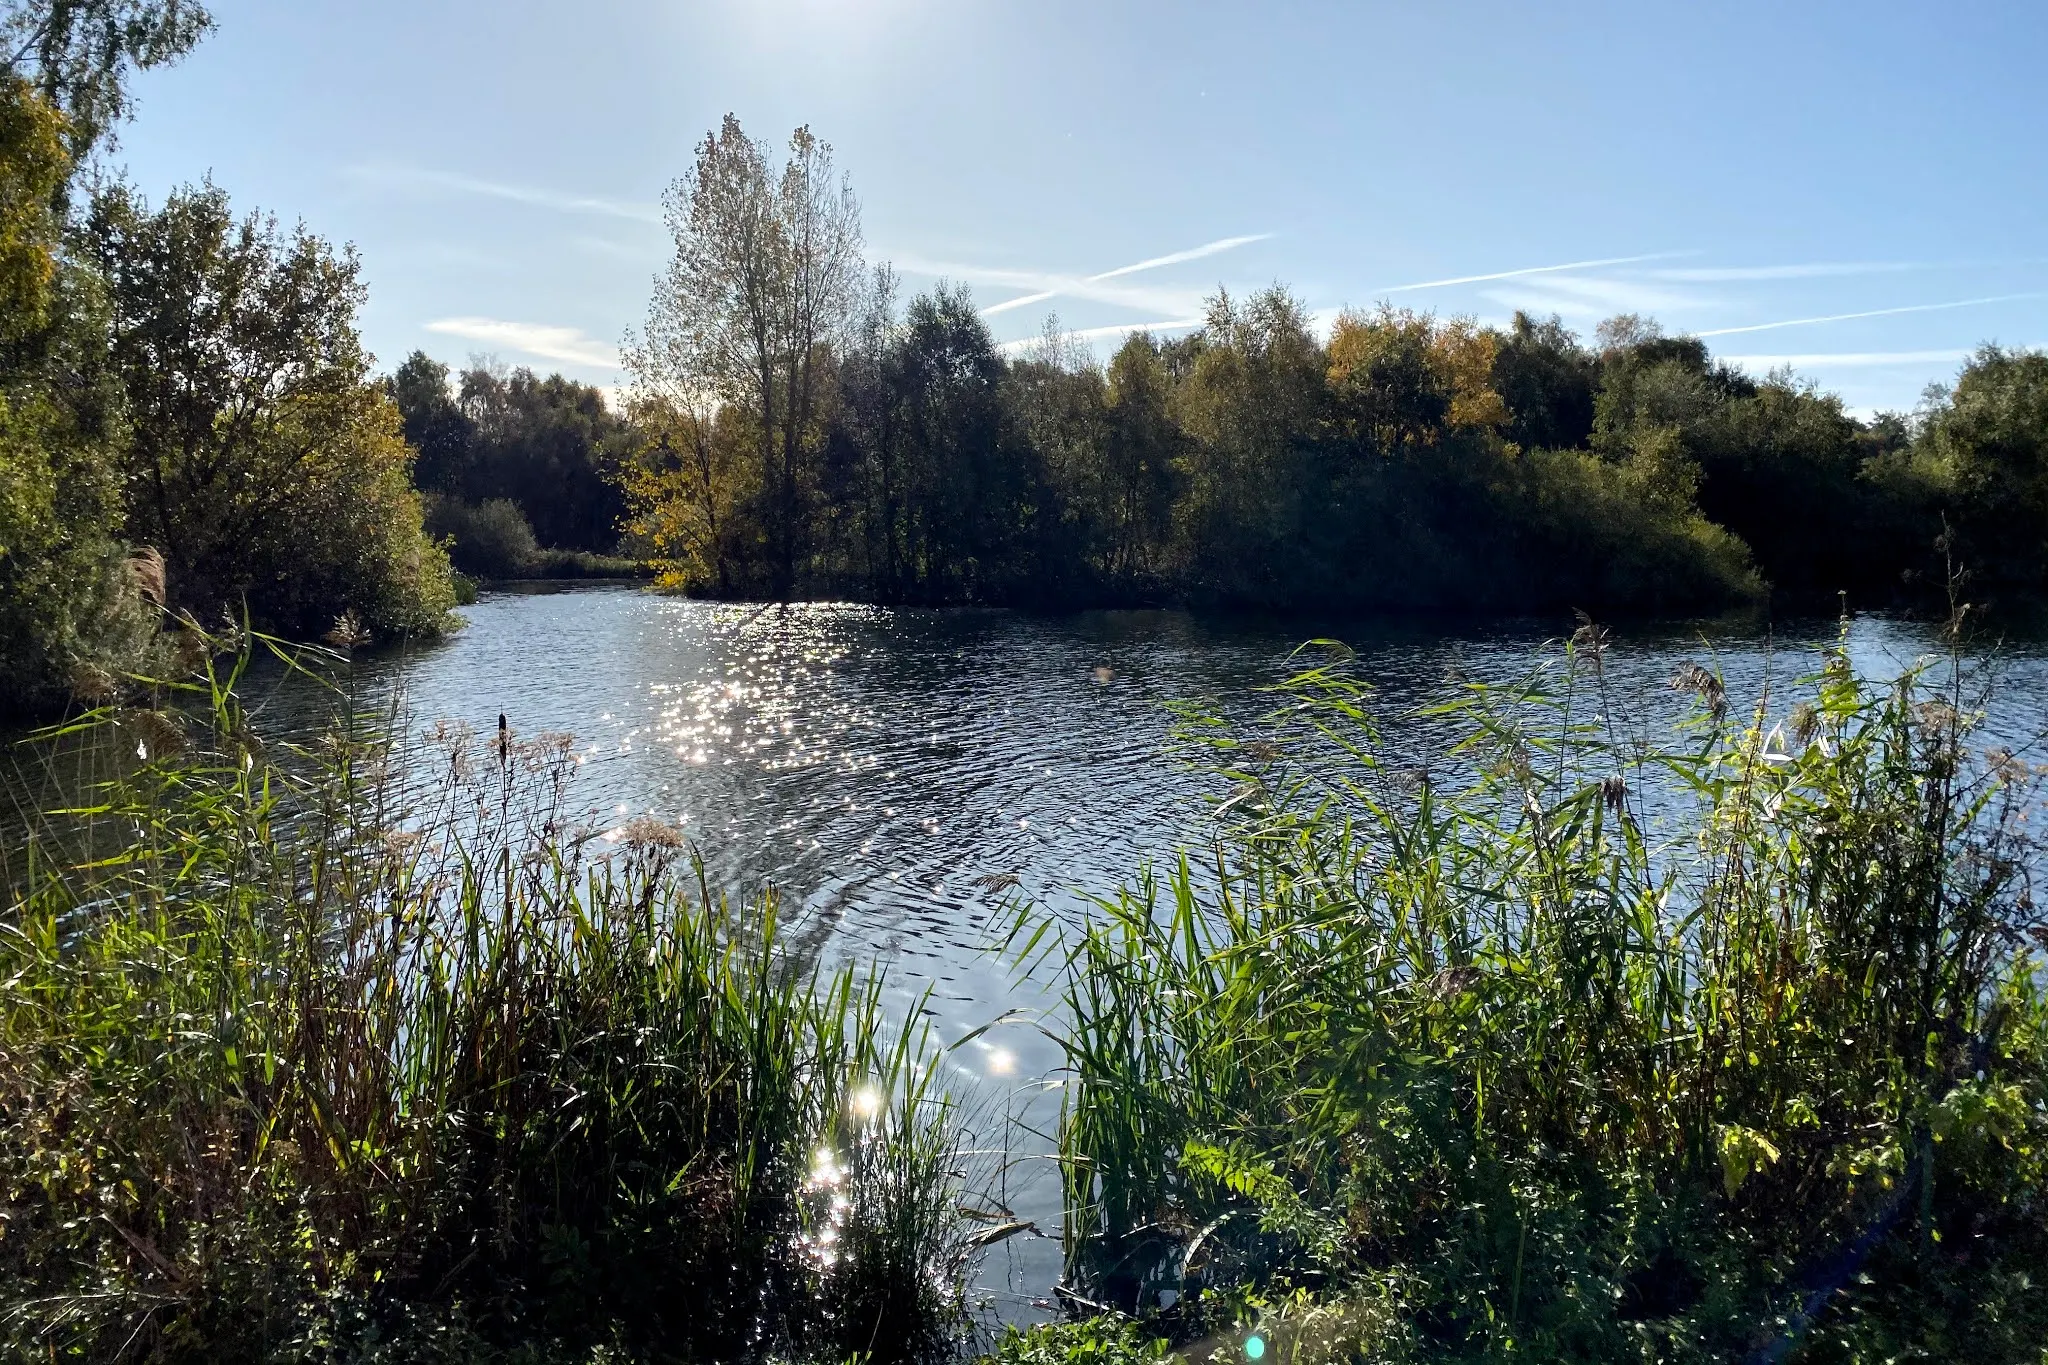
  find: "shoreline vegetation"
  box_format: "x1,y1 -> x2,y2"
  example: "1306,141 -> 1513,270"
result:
4,620 -> 2045,1362
594,120 -> 2048,638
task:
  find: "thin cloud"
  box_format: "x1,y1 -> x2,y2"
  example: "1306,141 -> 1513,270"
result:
1696,292 -> 2047,337
425,317 -> 621,370
1090,234 -> 1273,281
350,165 -> 660,224
995,318 -> 1205,353
886,255 -> 1201,319
899,234 -> 1266,319
1719,349 -> 1972,369
1655,258 -> 2047,282
573,234 -> 657,262
1483,274 -> 1716,319
977,235 -> 1270,316
1378,252 -> 1688,294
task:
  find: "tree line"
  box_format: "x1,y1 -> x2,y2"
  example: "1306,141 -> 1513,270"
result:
616,117 -> 2048,622
388,352 -> 634,579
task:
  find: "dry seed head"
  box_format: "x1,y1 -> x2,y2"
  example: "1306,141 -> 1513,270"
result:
1239,740 -> 1284,766
1986,747 -> 2030,786
120,707 -> 186,758
325,609 -> 371,651
1670,662 -> 1727,719
1914,700 -> 1960,742
1601,774 -> 1628,813
1571,609 -> 1610,662
1789,703 -> 1820,748
619,815 -> 687,850
125,546 -> 166,608
67,660 -> 118,704
1430,965 -> 1482,1000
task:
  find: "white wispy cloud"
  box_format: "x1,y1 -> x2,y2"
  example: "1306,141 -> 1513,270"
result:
424,317 -> 621,370
887,257 -> 1200,319
898,234 -> 1267,320
995,318 -> 1205,353
1089,234 -> 1273,281
1377,252 -> 1687,294
1482,274 -> 1718,319
1695,292 -> 2047,337
1719,349 -> 1973,369
349,165 -> 660,224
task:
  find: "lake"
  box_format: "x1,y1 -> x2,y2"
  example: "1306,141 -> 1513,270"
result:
242,583 -> 2048,1318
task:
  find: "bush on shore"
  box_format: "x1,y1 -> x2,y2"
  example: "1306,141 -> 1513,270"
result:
426,495 -> 648,583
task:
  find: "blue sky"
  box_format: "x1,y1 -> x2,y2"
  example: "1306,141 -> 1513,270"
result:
113,0 -> 2048,414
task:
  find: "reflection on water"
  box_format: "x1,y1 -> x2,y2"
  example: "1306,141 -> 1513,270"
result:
233,584 -> 2048,1316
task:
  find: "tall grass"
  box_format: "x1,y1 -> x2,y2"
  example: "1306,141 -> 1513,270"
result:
1042,626 -> 2048,1363
0,628 -> 970,1363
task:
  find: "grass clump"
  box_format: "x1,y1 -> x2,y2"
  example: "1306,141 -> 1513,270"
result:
1039,627 -> 2048,1363
0,634 -> 969,1362
988,1316 -> 1172,1365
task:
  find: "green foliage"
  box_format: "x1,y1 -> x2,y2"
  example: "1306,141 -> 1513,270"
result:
83,181 -> 455,641
617,122 -> 2048,617
990,1316 -> 1172,1365
1492,312 -> 1598,453
0,633 -> 971,1362
1037,633 -> 2048,1362
1914,346 -> 2048,605
0,0 -> 213,162
425,493 -> 541,578
0,74 -> 154,718
824,282 -> 1045,602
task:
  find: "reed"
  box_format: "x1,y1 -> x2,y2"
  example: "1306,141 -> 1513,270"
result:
1038,626 -> 2048,1363
0,630 -> 971,1363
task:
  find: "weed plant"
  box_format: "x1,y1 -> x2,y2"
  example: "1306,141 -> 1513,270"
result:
1038,623 -> 2048,1363
0,627 -> 970,1363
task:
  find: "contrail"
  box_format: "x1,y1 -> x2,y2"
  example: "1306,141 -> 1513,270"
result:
1377,252 -> 1690,294
351,165 -> 660,223
1696,292 -> 2046,338
979,234 -> 1270,317
1717,349 -> 1972,368
996,317 -> 1206,351
1090,234 -> 1273,281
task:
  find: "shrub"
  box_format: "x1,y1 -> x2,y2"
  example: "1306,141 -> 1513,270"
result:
85,183 -> 457,643
425,494 -> 541,578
